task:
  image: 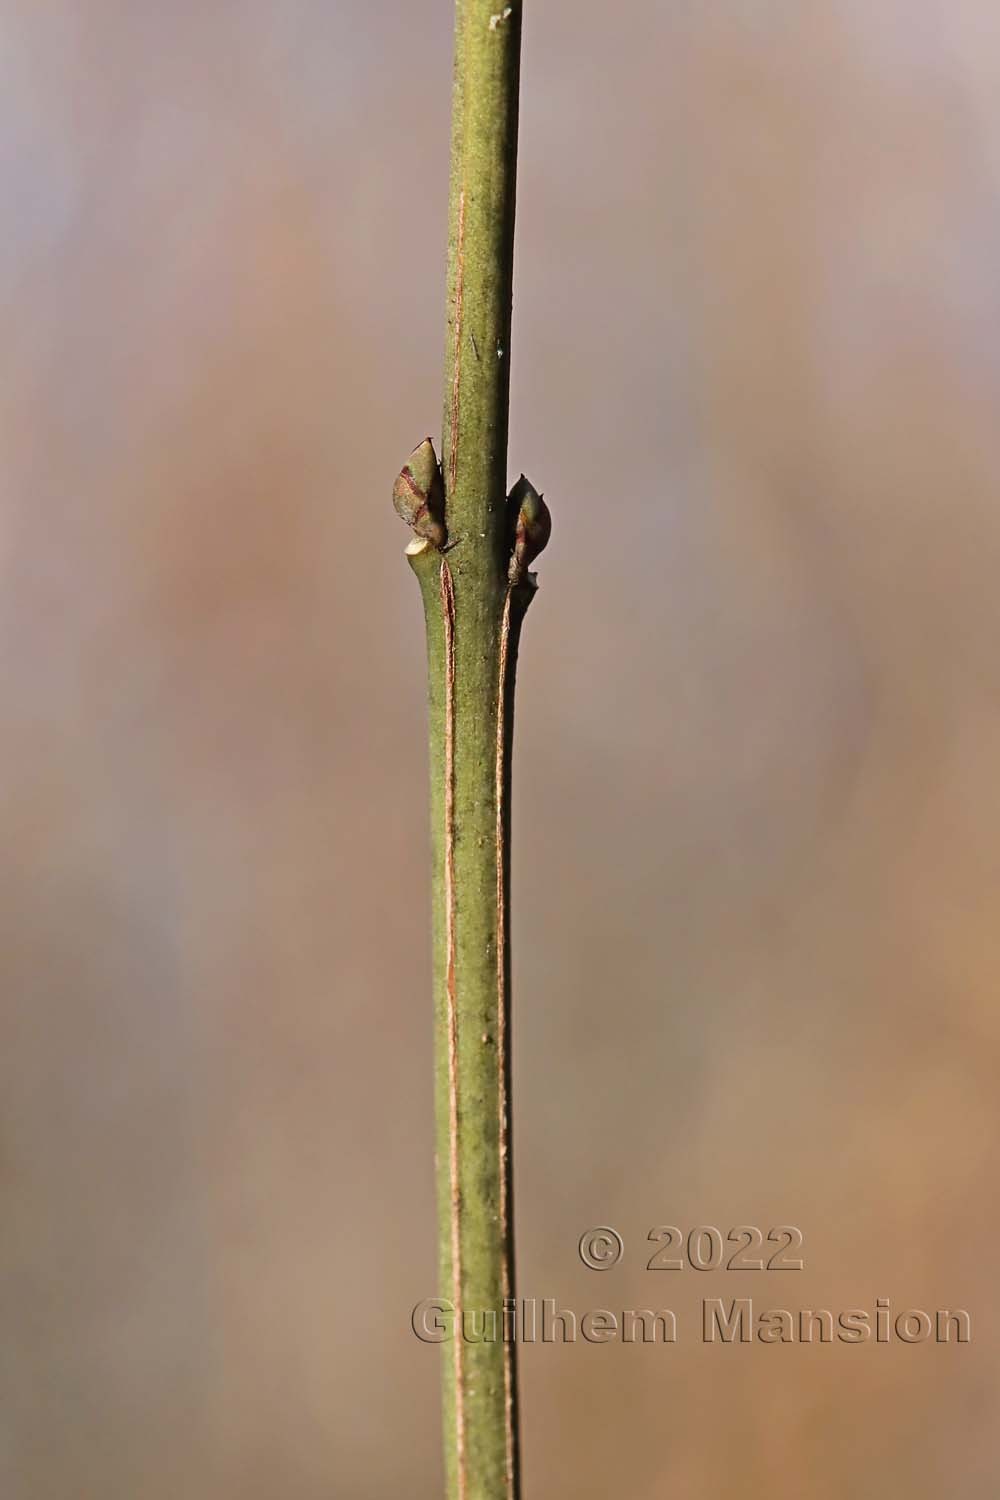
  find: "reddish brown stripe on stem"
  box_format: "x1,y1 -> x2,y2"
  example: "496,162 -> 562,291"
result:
441,558 -> 466,1498
496,587 -> 515,1497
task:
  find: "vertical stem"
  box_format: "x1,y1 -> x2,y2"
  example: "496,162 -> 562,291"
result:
438,5 -> 523,1498
443,0 -> 521,560
397,6 -> 546,1498
437,6 -> 523,1496
409,540 -> 526,1500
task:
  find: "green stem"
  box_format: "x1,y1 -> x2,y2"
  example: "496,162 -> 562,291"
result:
407,542 -> 526,1500
394,5 -> 550,1497
442,0 -> 521,561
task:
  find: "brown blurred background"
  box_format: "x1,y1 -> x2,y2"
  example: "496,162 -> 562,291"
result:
2,2 -> 999,1496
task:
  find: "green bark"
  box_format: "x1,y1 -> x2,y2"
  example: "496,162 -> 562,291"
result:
393,5 -> 550,1497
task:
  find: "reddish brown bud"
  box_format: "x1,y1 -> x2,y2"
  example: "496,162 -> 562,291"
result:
507,474 -> 551,584
393,438 -> 446,549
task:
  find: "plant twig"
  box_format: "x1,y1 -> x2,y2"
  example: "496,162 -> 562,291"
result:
392,5 -> 550,1496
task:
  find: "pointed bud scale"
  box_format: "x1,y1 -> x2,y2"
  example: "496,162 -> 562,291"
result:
507,474 -> 551,584
393,438 -> 447,549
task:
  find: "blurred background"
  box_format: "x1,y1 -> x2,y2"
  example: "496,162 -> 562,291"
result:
2,2 -> 999,1496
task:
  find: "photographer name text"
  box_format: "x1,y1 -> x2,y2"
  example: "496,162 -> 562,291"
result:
411,1296 -> 971,1347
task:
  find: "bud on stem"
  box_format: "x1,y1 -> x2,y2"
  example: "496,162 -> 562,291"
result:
506,475 -> 551,585
393,438 -> 447,549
